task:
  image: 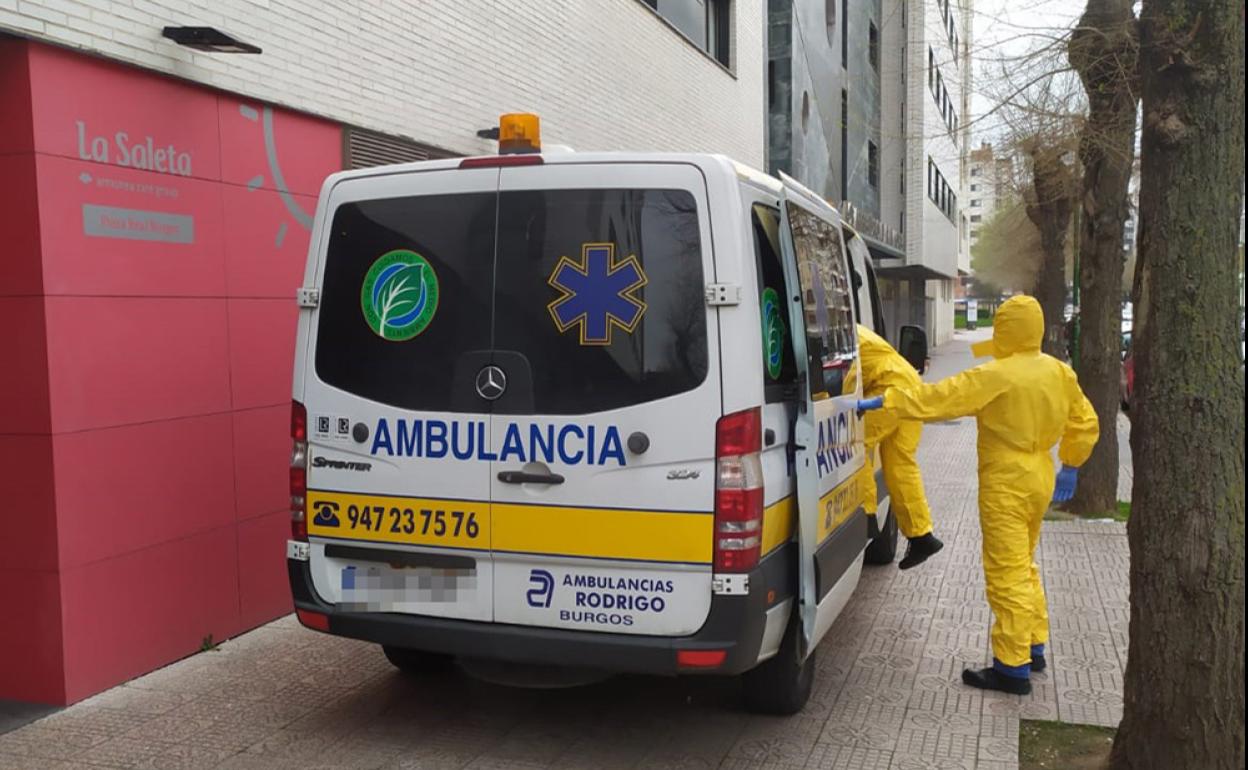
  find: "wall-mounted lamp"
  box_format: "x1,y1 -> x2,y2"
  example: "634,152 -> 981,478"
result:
161,27 -> 262,54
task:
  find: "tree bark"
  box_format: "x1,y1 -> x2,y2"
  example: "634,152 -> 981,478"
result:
1024,143 -> 1074,356
1109,0 -> 1246,767
1067,0 -> 1139,515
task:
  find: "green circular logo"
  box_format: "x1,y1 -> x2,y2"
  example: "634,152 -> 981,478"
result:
360,249 -> 440,341
762,287 -> 786,380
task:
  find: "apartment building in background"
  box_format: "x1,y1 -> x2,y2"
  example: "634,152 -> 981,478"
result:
961,140 -> 1025,298
901,0 -> 972,345
0,0 -> 763,706
965,142 -> 1016,244
769,0 -> 972,345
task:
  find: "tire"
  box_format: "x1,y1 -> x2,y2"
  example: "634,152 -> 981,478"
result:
864,507 -> 899,566
741,611 -> 815,715
382,645 -> 455,676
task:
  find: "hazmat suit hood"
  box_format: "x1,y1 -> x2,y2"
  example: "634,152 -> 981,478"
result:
971,295 -> 1045,359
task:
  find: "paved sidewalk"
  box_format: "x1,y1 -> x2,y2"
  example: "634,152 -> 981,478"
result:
0,331 -> 1129,770
1116,412 -> 1133,503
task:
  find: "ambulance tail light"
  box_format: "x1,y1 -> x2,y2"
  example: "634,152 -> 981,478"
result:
714,407 -> 764,573
296,608 -> 329,632
290,400 -> 308,542
677,649 -> 727,669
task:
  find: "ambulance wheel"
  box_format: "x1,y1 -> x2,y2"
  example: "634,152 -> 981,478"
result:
741,612 -> 814,715
864,509 -> 898,566
382,645 -> 455,675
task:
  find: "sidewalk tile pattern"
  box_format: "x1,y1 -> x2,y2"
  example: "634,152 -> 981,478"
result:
0,331 -> 1128,768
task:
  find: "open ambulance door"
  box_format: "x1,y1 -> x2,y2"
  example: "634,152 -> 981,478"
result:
775,172 -> 868,658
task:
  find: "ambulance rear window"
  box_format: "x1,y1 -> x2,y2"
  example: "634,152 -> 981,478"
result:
313,186 -> 707,415
314,193 -> 496,412
494,187 -> 708,414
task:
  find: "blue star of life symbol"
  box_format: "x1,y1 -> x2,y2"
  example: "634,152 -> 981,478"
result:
547,243 -> 648,345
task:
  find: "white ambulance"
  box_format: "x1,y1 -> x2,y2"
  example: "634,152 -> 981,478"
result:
287,115 -> 927,714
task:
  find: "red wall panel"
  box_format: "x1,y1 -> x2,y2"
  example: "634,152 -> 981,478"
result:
0,297 -> 52,435
0,38 -> 342,705
0,40 -> 34,155
43,297 -> 233,433
0,568 -> 65,705
227,298 -> 300,410
26,44 -> 222,180
35,154 -> 228,297
218,95 -> 338,197
232,405 -> 291,522
0,435 -> 59,573
58,526 -> 241,704
238,510 -> 294,630
52,414 -> 236,570
222,184 -> 318,298
0,154 -> 44,297
0,40 -> 63,707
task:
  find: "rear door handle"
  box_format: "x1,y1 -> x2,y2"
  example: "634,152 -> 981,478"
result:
497,470 -> 566,485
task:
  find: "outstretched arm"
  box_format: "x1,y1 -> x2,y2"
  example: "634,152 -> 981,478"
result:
882,365 -> 1006,423
1057,365 -> 1100,468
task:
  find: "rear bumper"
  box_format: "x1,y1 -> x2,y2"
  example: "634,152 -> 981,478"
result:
288,543 -> 794,677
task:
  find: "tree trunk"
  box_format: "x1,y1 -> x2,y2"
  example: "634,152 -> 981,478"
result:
1024,144 -> 1074,356
1034,220 -> 1069,358
1109,0 -> 1246,767
1067,0 -> 1139,515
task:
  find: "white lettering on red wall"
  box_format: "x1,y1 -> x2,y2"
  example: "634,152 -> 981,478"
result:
76,120 -> 193,176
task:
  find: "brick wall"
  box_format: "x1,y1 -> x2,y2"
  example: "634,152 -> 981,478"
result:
2,0 -> 766,165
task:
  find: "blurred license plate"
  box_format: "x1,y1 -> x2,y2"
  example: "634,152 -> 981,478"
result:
340,563 -> 477,609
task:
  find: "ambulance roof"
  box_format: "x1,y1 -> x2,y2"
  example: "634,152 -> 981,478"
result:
318,151 -> 782,194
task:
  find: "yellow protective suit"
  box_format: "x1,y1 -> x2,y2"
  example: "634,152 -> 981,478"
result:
843,325 -> 933,539
881,296 -> 1099,672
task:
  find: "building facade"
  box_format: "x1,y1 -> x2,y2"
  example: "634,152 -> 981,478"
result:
0,0 -> 764,706
963,140 -> 1023,298
767,0 -> 884,220
769,0 -> 972,346
2,0 -> 763,163
903,0 -> 970,345
966,142 -> 1011,245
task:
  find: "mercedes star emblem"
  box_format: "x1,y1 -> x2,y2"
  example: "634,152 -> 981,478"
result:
475,365 -> 507,401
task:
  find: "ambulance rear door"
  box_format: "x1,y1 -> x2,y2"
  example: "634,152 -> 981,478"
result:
300,166 -> 499,622
486,161 -> 721,637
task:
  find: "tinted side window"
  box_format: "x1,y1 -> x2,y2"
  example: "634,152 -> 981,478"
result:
866,263 -> 886,337
493,188 -> 708,415
847,236 -> 865,324
314,193 -> 496,411
751,204 -> 798,402
787,203 -> 857,397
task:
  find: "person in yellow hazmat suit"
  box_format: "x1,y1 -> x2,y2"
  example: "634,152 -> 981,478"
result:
845,325 -> 944,569
857,295 -> 1099,695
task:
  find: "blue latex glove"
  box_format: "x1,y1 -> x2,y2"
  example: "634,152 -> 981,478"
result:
856,396 -> 884,416
1052,465 -> 1078,503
